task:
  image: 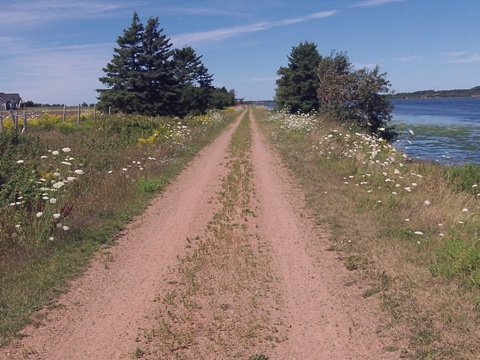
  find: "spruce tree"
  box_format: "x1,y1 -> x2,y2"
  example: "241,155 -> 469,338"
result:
98,13 -> 216,117
98,12 -> 145,114
275,41 -> 322,113
140,17 -> 178,116
172,47 -> 214,116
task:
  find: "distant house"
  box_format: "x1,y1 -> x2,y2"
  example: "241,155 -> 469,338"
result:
0,93 -> 23,110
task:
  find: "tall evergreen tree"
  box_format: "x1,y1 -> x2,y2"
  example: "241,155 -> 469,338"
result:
140,16 -> 177,116
275,41 -> 322,113
98,13 -> 218,117
172,46 -> 214,116
98,12 -> 145,114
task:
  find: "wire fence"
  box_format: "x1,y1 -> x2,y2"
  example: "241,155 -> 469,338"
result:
0,105 -> 105,133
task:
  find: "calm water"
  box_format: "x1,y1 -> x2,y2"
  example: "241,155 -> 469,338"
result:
391,97 -> 480,165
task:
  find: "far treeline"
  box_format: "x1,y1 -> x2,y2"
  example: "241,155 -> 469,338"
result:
390,86 -> 480,99
97,12 -> 235,117
275,42 -> 396,141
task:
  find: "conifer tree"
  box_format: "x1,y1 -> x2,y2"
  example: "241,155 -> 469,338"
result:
98,12 -> 145,114
98,13 -> 216,117
172,47 -> 213,116
275,41 -> 322,113
139,16 -> 177,116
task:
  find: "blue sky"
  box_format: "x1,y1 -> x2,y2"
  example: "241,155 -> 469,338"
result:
1,0 -> 479,105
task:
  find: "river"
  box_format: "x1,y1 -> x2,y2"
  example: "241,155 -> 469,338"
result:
391,97 -> 480,165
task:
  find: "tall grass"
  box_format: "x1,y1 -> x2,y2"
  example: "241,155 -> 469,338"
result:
0,109 -> 236,345
258,107 -> 480,359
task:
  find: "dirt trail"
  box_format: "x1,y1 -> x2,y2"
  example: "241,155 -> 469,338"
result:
1,108 -> 396,359
249,109 -> 396,359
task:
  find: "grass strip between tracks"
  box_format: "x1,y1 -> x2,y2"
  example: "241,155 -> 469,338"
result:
136,111 -> 285,359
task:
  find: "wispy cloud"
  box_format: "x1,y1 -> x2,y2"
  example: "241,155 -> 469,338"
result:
162,6 -> 249,17
445,51 -> 467,57
0,1 -> 132,29
393,55 -> 424,62
353,0 -> 406,7
171,11 -> 337,46
447,53 -> 480,64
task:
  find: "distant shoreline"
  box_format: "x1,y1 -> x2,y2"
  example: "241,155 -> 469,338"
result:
390,86 -> 480,99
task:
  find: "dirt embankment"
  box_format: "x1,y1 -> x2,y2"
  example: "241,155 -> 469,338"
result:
1,108 -> 397,359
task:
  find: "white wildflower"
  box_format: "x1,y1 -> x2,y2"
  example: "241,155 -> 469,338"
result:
414,231 -> 424,236
62,147 -> 71,153
16,160 -> 24,164
52,150 -> 60,156
74,169 -> 84,175
36,212 -> 43,218
52,181 -> 65,189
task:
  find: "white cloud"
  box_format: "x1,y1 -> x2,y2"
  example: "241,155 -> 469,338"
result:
447,53 -> 480,64
171,11 -> 337,46
162,6 -> 248,17
0,1 -> 132,29
353,0 -> 406,7
445,51 -> 467,57
393,55 -> 424,62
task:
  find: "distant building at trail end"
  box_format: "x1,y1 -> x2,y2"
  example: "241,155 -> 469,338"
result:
0,92 -> 23,110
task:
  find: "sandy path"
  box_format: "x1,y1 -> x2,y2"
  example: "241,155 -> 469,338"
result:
1,107 -> 398,359
1,110 -> 246,360
249,109 -> 396,359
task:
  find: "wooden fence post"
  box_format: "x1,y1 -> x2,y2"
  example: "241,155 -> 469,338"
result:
77,104 -> 80,124
10,110 -> 18,131
94,104 -> 96,119
0,113 -> 3,132
62,105 -> 66,122
22,110 -> 27,133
